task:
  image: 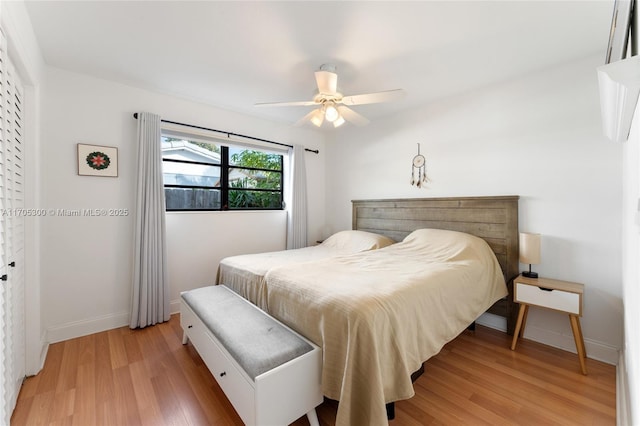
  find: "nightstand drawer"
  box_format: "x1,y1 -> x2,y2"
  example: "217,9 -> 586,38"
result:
515,282 -> 580,315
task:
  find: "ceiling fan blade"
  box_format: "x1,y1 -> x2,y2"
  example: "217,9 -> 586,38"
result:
255,100 -> 317,107
315,70 -> 338,95
341,89 -> 406,106
337,106 -> 370,126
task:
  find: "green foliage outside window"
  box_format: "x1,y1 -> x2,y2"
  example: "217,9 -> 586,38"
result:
231,150 -> 280,169
228,150 -> 283,209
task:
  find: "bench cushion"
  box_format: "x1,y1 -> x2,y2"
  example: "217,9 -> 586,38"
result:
181,285 -> 313,381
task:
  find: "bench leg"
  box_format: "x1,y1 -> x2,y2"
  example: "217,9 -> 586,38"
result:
182,332 -> 188,345
306,408 -> 319,426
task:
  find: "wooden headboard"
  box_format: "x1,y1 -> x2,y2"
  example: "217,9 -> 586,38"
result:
352,196 -> 519,334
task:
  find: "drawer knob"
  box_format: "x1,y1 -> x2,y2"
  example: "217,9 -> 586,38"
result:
538,287 -> 554,292
220,371 -> 226,377
188,325 -> 193,328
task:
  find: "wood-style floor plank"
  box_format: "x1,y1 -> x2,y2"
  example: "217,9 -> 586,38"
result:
11,315 -> 616,425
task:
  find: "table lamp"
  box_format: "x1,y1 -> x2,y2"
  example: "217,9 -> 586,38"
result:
519,232 -> 541,278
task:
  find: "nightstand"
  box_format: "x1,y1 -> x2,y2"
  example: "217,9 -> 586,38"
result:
510,274 -> 587,375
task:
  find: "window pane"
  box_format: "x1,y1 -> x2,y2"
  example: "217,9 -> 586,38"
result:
229,168 -> 282,190
229,148 -> 282,171
161,133 -> 284,211
228,190 -> 282,209
162,137 -> 221,164
163,162 -> 221,187
165,188 -> 221,210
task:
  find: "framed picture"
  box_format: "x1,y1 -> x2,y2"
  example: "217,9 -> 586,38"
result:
605,0 -> 633,64
77,143 -> 118,177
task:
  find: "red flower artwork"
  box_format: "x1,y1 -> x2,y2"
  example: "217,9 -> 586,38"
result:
86,151 -> 111,170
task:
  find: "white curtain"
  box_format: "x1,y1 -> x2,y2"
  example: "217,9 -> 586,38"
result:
130,112 -> 170,328
286,144 -> 308,249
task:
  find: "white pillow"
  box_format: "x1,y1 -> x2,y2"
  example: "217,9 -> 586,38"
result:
321,230 -> 395,253
402,228 -> 478,247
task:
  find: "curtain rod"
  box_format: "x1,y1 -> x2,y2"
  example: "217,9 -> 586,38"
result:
132,113 -> 319,154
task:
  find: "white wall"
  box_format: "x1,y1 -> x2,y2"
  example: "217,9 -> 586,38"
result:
621,95 -> 640,424
325,54 -> 623,364
40,67 -> 325,342
165,210 -> 287,313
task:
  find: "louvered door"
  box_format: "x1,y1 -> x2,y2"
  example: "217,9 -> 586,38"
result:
0,29 -> 25,425
0,29 -> 7,426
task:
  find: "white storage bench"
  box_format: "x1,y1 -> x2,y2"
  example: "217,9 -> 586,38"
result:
180,285 -> 323,426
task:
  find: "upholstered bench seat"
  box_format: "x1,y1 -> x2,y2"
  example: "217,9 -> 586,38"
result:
182,286 -> 313,380
180,285 -> 322,426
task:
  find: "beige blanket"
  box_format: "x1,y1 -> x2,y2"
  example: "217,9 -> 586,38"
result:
263,229 -> 508,426
217,230 -> 394,307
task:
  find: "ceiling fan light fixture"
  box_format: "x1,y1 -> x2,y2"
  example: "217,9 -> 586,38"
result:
257,65 -> 404,128
310,109 -> 325,127
325,103 -> 339,122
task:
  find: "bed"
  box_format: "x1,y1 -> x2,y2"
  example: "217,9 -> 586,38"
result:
221,196 -> 520,425
351,196 -> 520,333
217,229 -> 395,308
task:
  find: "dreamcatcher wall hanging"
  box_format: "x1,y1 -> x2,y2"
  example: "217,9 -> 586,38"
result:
410,143 -> 429,188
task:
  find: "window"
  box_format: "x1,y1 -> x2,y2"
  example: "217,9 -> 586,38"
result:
162,136 -> 284,211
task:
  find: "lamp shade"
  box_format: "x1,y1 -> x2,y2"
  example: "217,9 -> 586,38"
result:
519,232 -> 541,265
310,109 -> 324,127
333,115 -> 345,127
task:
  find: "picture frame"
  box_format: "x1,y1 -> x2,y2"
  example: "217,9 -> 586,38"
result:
605,0 -> 634,64
77,143 -> 118,177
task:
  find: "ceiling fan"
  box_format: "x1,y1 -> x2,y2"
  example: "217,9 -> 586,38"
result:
255,64 -> 405,128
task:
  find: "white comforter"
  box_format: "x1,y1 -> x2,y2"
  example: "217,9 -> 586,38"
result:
217,230 -> 394,308
263,228 -> 508,426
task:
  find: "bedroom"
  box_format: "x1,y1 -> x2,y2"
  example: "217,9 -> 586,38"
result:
0,0 -> 636,425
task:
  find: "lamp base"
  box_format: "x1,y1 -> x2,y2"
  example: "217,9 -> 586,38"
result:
522,271 -> 538,278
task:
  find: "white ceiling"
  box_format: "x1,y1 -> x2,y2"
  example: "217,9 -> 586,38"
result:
24,1 -> 615,129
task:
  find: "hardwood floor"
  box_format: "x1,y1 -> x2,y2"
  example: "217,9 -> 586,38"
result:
11,315 -> 616,425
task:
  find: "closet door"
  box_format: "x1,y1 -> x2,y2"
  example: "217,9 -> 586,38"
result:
0,30 -> 7,426
0,30 -> 25,425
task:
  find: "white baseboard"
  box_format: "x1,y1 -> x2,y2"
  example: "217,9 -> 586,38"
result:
477,312 -> 507,332
523,323 -> 618,365
36,334 -> 48,375
22,337 -> 48,378
617,350 -> 631,426
170,298 -> 181,315
46,300 -> 184,344
477,313 -> 618,365
46,310 -> 130,344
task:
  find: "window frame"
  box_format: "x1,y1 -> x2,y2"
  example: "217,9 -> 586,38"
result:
162,135 -> 285,212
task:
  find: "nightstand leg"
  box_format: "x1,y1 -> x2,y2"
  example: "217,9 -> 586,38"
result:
510,304 -> 528,350
575,316 -> 587,355
569,315 -> 588,375
520,305 -> 529,337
